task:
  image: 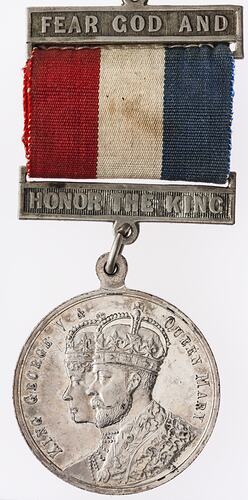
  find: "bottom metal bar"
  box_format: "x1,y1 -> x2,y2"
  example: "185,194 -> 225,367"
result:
19,167 -> 236,225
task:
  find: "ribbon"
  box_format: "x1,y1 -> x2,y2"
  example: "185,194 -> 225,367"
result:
23,44 -> 234,183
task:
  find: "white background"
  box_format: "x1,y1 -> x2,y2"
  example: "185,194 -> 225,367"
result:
0,0 -> 247,499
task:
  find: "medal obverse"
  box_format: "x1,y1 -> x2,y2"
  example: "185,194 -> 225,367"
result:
14,255 -> 220,495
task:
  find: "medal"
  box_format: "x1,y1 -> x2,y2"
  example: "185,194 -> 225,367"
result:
14,0 -> 243,494
14,250 -> 219,494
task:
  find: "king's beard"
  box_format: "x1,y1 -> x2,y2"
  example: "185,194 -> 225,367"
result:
91,393 -> 133,428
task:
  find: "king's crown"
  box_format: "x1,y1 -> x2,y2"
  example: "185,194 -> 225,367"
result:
94,303 -> 170,373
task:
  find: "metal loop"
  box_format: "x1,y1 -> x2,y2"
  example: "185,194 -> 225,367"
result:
105,222 -> 139,276
114,221 -> 140,245
96,253 -> 128,289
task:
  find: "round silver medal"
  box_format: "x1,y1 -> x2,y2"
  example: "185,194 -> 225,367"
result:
14,254 -> 220,495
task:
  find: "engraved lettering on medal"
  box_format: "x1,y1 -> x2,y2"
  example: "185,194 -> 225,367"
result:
31,416 -> 43,426
43,337 -> 53,349
215,15 -> 229,32
35,10 -> 234,38
74,193 -> 88,210
112,193 -> 123,213
22,337 -> 53,405
164,316 -> 203,366
197,16 -> 209,32
68,16 -> 82,34
209,196 -> 223,214
54,16 -> 66,34
179,15 -> 193,33
26,371 -> 38,380
166,195 -> 181,214
26,382 -> 37,392
24,394 -> 38,405
179,14 -> 228,33
193,373 -> 210,422
195,373 -> 210,388
41,16 -> 52,34
130,15 -> 146,32
149,15 -> 162,33
85,15 -> 98,34
112,15 -> 127,33
87,192 -> 102,212
30,358 -> 42,369
194,195 -> 207,213
125,193 -> 139,213
30,417 -> 64,459
77,308 -> 86,319
44,192 -> 59,210
55,318 -> 66,332
22,180 -> 234,224
40,14 -> 100,35
141,193 -> 154,213
58,192 -> 73,210
29,191 -> 43,210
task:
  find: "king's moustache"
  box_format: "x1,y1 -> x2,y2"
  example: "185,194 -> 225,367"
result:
91,397 -> 108,410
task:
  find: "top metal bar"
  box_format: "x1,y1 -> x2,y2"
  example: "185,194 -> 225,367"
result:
27,3 -> 243,59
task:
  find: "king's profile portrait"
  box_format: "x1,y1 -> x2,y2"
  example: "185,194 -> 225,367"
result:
63,304 -> 197,485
